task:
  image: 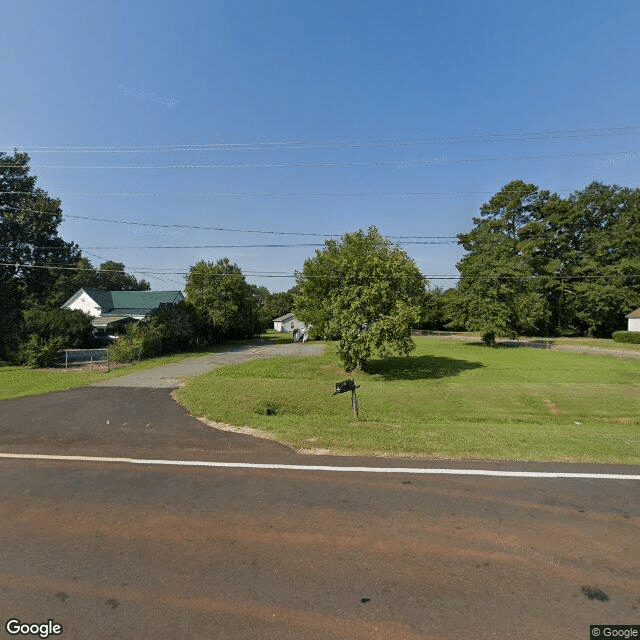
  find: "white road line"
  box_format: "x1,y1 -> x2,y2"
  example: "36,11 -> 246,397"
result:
0,452 -> 639,480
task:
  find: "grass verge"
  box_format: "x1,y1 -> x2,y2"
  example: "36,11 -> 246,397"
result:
0,349 -> 218,400
0,334 -> 292,401
175,336 -> 640,464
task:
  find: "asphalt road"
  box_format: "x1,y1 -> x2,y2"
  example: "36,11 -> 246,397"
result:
0,385 -> 638,638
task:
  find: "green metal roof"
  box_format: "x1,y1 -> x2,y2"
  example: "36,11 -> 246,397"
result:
81,288 -> 114,310
80,288 -> 183,314
108,290 -> 183,312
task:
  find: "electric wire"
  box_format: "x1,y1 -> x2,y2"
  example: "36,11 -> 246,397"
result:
0,204 -> 459,238
2,262 -> 637,282
3,124 -> 640,153
2,148 -> 638,169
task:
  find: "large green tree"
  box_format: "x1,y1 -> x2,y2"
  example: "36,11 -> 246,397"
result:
450,180 -> 640,339
532,182 -> 640,336
0,151 -> 81,306
49,258 -> 151,307
92,260 -> 151,292
0,151 -> 81,358
185,258 -> 259,342
449,180 -> 551,341
295,226 -> 426,371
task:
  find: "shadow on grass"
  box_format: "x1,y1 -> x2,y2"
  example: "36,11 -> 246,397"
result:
363,354 -> 484,381
464,342 -> 551,350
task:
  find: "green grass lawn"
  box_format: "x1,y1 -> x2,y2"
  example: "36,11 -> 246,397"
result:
0,350 -> 218,400
0,335 -> 288,401
176,336 -> 640,464
523,336 -> 640,351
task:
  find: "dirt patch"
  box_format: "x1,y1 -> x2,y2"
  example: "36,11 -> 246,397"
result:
543,398 -> 559,415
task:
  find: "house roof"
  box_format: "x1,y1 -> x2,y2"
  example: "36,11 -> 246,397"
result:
626,308 -> 640,319
273,313 -> 296,322
63,288 -> 184,315
79,288 -> 114,310
107,290 -> 184,312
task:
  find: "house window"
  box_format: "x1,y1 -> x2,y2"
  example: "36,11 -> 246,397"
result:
290,322 -> 294,329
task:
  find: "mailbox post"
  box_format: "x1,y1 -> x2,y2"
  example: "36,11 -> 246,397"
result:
333,378 -> 360,418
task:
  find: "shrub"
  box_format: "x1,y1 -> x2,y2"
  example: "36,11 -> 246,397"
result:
481,330 -> 496,346
17,334 -> 65,368
147,302 -> 201,353
612,330 -> 640,344
109,322 -> 163,363
22,307 -> 94,348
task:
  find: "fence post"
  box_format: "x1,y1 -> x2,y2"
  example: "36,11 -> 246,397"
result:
107,346 -> 110,372
65,350 -> 68,371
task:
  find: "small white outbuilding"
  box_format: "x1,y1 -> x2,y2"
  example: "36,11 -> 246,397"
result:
626,308 -> 640,332
273,312 -> 306,333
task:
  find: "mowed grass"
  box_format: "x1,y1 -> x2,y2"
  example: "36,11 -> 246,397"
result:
0,350 -> 219,400
524,336 -> 640,352
0,335 -> 289,400
176,337 -> 640,463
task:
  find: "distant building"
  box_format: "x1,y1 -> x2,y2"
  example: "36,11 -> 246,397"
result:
626,308 -> 640,332
61,288 -> 184,330
273,312 -> 306,333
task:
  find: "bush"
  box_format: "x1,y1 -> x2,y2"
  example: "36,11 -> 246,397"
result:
147,302 -> 202,353
612,330 -> 640,344
109,322 -> 163,363
481,331 -> 496,346
17,334 -> 65,368
22,307 -> 94,348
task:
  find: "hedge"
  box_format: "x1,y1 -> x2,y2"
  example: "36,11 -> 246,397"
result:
612,330 -> 640,344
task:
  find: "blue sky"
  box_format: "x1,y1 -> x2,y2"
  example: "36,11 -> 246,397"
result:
2,0 -> 639,291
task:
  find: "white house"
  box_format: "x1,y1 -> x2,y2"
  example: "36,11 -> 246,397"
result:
273,312 -> 306,333
62,288 -> 184,329
626,308 -> 640,332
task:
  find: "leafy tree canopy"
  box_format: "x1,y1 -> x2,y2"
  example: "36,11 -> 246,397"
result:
1,151 -> 81,307
1,151 -> 82,358
185,258 -> 259,341
294,226 -> 427,371
450,181 -> 551,340
449,180 -> 640,339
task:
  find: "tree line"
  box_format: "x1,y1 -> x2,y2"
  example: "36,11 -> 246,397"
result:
3,150 -> 638,368
421,180 -> 640,341
0,151 -> 294,365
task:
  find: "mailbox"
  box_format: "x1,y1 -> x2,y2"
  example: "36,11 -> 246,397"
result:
333,378 -> 360,417
333,379 -> 359,395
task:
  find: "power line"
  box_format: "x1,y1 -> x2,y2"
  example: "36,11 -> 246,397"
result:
81,249 -> 184,288
3,124 -> 640,153
4,149 -> 638,170
0,189 -> 573,197
1,204 -> 459,238
0,241 -> 459,250
3,262 -> 637,282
